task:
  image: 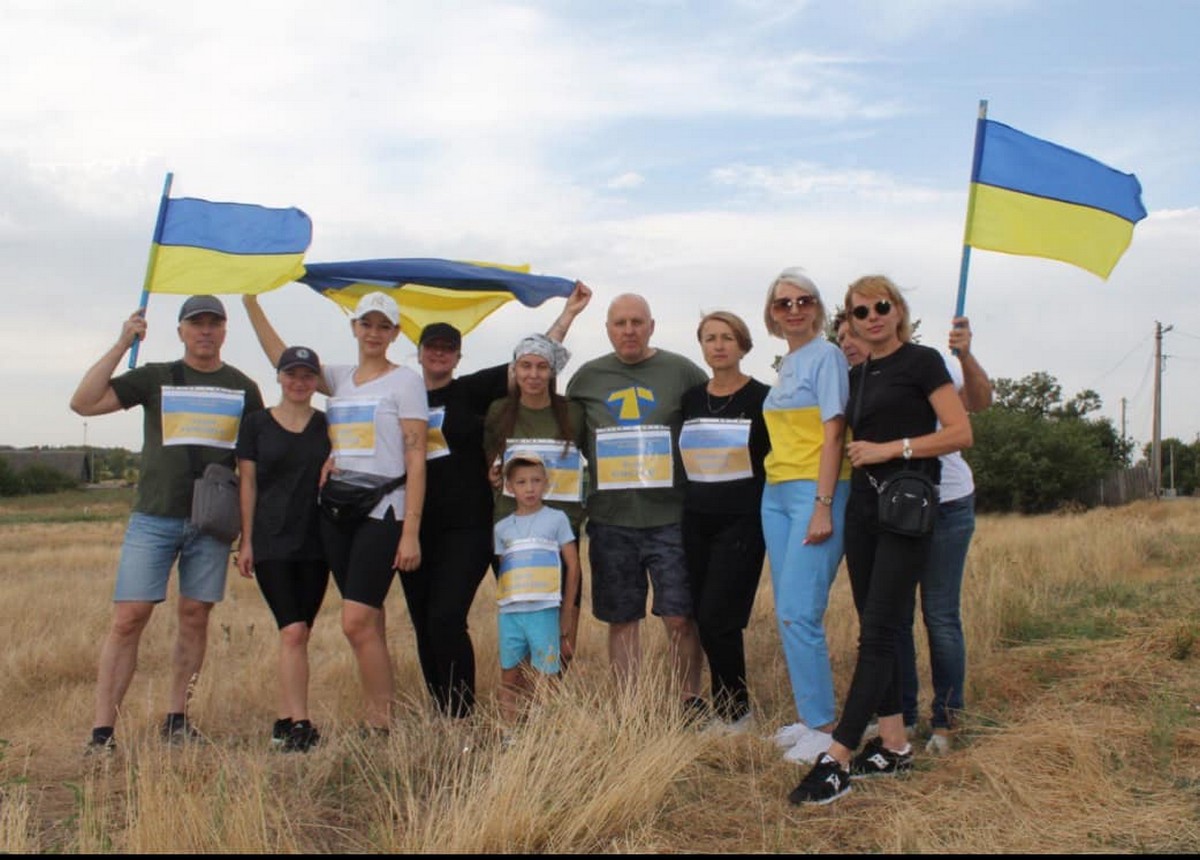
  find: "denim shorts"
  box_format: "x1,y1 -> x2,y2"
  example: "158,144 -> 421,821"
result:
113,512 -> 231,603
587,521 -> 693,623
498,607 -> 561,673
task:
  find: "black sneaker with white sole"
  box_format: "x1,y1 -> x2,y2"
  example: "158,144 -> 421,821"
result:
161,713 -> 206,745
788,753 -> 852,805
271,718 -> 294,747
284,720 -> 321,753
849,736 -> 913,779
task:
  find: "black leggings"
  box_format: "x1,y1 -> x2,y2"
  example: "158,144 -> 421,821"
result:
320,511 -> 401,609
254,558 -> 329,628
398,524 -> 492,717
683,508 -> 765,721
832,489 -> 931,750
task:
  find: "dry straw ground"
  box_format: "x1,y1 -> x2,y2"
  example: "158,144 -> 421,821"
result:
2,489 -> 1199,853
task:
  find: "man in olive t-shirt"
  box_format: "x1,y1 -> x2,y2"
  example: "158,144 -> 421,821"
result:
567,293 -> 708,706
70,296 -> 263,751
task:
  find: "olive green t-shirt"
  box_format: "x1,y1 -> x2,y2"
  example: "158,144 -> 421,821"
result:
111,361 -> 264,518
566,349 -> 707,528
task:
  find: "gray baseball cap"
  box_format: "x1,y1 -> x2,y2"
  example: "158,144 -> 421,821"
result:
178,295 -> 227,322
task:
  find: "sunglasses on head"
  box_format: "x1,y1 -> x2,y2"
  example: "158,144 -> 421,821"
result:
772,295 -> 818,312
851,300 -> 892,320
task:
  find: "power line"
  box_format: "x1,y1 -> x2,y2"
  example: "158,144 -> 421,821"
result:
1084,332 -> 1152,390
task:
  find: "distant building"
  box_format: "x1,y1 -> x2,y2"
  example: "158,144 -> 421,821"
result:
0,449 -> 93,483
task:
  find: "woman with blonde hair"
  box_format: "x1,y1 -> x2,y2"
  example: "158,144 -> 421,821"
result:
759,269 -> 852,762
679,310 -> 770,731
789,275 -> 972,805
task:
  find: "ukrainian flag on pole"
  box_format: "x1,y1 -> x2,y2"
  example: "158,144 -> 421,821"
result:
148,196 -> 312,295
963,117 -> 1147,279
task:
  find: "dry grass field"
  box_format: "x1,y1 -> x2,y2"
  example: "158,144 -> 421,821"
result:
2,489 -> 1199,853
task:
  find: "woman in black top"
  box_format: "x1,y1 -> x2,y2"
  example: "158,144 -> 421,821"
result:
236,346 -> 332,752
679,311 -> 770,731
789,275 -> 972,805
400,282 -> 592,718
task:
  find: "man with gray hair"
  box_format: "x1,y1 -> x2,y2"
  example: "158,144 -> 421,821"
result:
71,296 -> 263,751
567,293 -> 708,712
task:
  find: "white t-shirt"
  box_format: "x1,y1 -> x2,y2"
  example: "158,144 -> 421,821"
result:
323,364 -> 429,520
938,353 -> 974,504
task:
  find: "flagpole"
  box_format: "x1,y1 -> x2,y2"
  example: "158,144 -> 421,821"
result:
128,171 -> 174,369
954,99 -> 988,320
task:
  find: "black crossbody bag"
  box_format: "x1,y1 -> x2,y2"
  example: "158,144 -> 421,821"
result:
852,357 -> 937,537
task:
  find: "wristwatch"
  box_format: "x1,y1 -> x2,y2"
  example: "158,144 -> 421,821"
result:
901,438 -> 913,460
815,494 -> 834,507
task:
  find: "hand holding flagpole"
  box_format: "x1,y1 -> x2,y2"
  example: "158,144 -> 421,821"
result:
129,171 -> 174,369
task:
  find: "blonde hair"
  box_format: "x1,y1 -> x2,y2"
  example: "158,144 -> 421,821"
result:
696,310 -> 753,354
844,275 -> 913,342
764,267 -> 826,338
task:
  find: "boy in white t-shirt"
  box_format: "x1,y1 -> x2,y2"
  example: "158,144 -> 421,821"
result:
492,452 -> 580,727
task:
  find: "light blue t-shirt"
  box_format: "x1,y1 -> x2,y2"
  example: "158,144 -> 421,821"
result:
493,506 -> 576,614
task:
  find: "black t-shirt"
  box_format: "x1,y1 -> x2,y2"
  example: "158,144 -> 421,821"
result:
847,342 -> 951,492
236,409 -> 331,561
424,363 -> 510,529
680,377 -> 770,516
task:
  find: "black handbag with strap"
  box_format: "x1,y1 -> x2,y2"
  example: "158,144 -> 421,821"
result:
852,357 -> 937,537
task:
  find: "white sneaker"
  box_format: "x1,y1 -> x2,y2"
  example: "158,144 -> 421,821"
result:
705,711 -> 755,737
783,728 -> 833,764
925,732 -> 951,756
770,721 -> 809,749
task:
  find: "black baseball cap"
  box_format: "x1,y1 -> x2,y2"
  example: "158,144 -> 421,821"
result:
178,295 -> 227,322
418,322 -> 462,349
277,345 -> 321,373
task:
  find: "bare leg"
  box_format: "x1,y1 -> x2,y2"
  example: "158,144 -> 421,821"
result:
608,620 -> 641,689
170,597 -> 214,714
877,713 -> 910,751
499,664 -> 532,725
662,615 -> 703,699
93,601 -> 155,728
342,600 -> 393,728
278,622 -> 311,722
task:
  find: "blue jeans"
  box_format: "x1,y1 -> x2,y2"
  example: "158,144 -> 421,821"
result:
762,479 -> 849,729
899,494 -> 975,729
113,512 -> 231,603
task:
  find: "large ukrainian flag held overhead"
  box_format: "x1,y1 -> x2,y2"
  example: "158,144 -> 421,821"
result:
148,197 -> 312,295
300,258 -> 577,344
964,118 -> 1147,279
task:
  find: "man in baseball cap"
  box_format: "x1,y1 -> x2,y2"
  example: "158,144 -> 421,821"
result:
178,294 -> 227,322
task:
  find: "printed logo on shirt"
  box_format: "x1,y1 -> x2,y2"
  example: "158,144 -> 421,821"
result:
327,398 -> 380,456
161,386 -> 245,449
426,406 -> 450,460
605,386 -> 656,425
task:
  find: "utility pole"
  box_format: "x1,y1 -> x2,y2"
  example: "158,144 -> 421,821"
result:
1152,321 -> 1173,498
1120,397 -> 1127,462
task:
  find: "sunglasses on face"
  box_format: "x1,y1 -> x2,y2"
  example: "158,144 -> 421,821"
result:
851,300 -> 892,320
772,295 -> 818,312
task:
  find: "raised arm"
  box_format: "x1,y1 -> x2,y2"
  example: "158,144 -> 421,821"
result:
949,316 -> 993,413
70,310 -> 146,416
546,281 -> 592,343
243,295 -> 332,396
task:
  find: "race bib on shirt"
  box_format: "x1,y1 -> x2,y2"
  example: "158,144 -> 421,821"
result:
326,397 -> 380,456
502,439 -> 584,503
679,418 -> 753,483
496,537 -> 562,606
594,425 -> 673,490
161,386 -> 245,449
425,407 -> 450,460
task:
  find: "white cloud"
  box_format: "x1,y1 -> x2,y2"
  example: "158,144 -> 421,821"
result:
606,172 -> 645,190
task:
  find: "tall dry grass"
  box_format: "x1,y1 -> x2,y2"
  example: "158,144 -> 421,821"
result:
1,495 -> 1199,852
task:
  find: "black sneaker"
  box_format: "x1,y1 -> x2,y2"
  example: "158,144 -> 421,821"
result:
271,718 -> 294,747
681,696 -> 710,729
85,728 -> 116,757
849,737 -> 913,779
284,720 -> 321,753
788,753 -> 852,805
161,713 -> 206,745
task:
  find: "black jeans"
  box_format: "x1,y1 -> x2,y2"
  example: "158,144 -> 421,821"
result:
832,489 -> 932,750
398,524 -> 492,718
683,508 -> 765,721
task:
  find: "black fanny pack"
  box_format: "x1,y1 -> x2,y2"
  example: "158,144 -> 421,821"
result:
319,474 -> 407,525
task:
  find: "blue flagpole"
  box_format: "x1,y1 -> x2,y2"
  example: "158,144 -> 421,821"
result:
955,100 -> 988,321
128,171 -> 174,369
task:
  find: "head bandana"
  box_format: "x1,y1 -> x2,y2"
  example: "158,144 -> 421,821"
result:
512,333 -> 571,375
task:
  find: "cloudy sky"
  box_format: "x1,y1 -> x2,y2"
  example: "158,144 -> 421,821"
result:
4,0 -> 1198,454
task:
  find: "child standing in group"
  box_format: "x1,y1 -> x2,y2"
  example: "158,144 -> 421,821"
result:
492,452 -> 580,730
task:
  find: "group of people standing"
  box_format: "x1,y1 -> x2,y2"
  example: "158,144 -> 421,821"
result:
71,266 -> 990,809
